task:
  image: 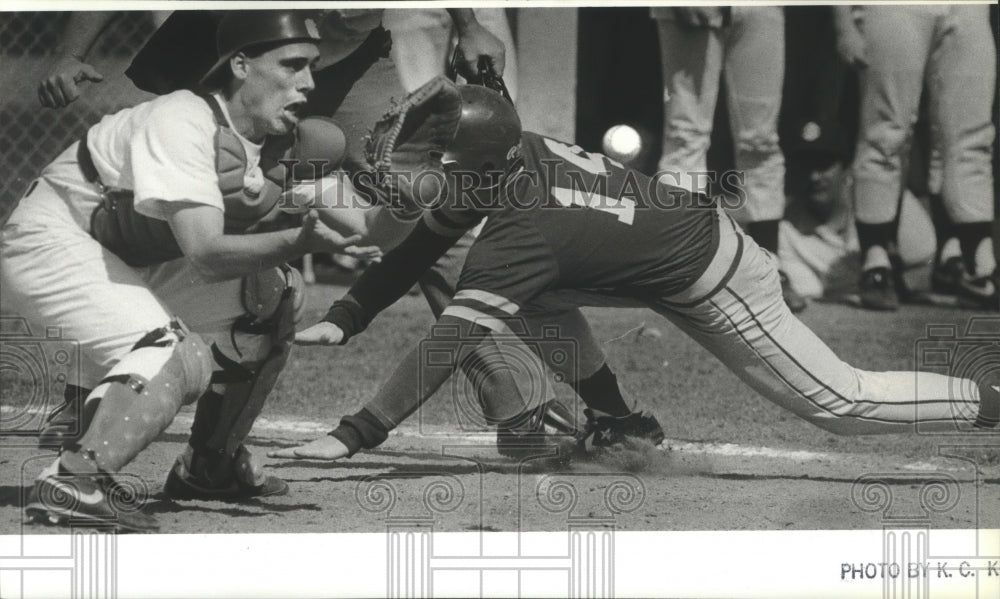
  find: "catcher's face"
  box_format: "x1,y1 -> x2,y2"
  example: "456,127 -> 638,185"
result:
232,42 -> 319,140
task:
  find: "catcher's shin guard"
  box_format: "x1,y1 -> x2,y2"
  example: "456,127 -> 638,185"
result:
70,320 -> 213,472
170,266 -> 302,497
192,340 -> 290,460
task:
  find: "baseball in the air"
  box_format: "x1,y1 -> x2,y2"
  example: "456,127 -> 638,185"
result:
602,125 -> 642,163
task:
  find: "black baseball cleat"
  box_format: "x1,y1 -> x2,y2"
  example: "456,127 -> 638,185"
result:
779,270 -> 807,314
164,445 -> 288,501
579,408 -> 665,449
859,266 -> 899,311
25,458 -> 159,533
932,257 -> 998,310
496,401 -> 579,459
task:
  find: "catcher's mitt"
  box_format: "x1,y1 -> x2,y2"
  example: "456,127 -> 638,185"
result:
364,75 -> 463,218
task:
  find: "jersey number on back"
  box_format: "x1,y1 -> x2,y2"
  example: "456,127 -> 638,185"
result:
543,138 -> 635,226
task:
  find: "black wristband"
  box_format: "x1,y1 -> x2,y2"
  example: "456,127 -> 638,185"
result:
331,408 -> 391,454
322,297 -> 367,344
328,425 -> 363,457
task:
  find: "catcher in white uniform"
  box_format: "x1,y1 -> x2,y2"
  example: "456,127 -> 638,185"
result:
1,12 -> 379,532
33,8 -> 593,456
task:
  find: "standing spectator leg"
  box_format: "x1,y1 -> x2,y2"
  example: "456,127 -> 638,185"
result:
653,16 -> 724,190
386,8 -> 518,99
724,7 -> 804,311
927,5 -> 997,308
384,10 -> 453,92
852,7 -> 935,310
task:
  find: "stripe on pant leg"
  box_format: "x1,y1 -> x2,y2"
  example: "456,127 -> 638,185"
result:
713,287 -> 960,427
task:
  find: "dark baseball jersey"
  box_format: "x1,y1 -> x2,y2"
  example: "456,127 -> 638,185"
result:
441,132 -> 721,326
326,131 -> 726,339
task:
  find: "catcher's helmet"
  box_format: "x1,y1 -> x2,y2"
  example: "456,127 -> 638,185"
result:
442,85 -> 522,183
201,11 -> 321,85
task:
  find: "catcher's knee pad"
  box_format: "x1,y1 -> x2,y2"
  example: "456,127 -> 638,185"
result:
71,320 -> 213,467
192,265 -> 303,457
236,264 -> 306,346
96,319 -> 213,409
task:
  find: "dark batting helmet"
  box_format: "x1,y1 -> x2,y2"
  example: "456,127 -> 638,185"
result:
442,84 -> 523,184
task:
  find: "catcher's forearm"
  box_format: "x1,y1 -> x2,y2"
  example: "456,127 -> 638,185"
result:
184,230 -> 307,282
323,219 -> 460,339
168,205 -> 310,282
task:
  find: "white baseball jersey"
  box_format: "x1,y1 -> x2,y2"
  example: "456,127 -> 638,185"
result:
42,90 -> 263,231
1,90 -> 265,388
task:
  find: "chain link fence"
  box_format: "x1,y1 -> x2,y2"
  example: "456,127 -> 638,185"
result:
0,12 -> 162,207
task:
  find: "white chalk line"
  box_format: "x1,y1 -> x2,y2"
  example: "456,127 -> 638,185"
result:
3,405 -> 986,472
162,414 -> 856,463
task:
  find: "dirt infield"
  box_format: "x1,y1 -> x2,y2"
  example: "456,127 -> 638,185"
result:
2,413 -> 997,536
2,285 -> 998,536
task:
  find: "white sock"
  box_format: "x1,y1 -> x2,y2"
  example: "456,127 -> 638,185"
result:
938,238 -> 961,264
862,245 -> 891,271
974,237 -> 996,277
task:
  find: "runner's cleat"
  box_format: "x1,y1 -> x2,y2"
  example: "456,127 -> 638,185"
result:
496,401 -> 579,459
164,445 -> 288,501
25,458 -> 159,533
578,408 -> 665,449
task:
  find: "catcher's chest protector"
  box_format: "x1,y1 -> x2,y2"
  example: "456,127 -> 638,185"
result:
89,96 -> 294,267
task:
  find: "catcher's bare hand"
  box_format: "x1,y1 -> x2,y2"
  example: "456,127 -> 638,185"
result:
342,245 -> 382,262
299,210 -> 381,259
453,22 -> 506,79
295,321 -> 345,346
38,56 -> 104,108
